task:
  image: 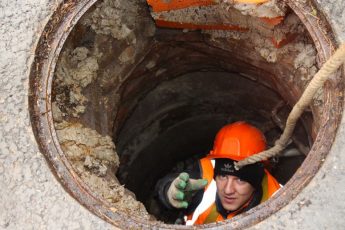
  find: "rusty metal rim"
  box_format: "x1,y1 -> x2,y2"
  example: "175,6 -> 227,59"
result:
28,0 -> 343,229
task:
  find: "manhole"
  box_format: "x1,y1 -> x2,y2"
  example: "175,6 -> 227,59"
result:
29,0 -> 343,229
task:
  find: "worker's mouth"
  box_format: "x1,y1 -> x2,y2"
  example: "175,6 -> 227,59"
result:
223,196 -> 237,204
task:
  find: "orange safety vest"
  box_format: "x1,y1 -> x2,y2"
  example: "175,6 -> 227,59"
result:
184,157 -> 281,225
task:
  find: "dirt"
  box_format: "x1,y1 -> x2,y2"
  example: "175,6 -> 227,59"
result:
149,0 -> 317,73
53,46 -> 99,118
52,0 -> 154,220
151,1 -> 287,25
201,10 -> 320,104
233,0 -> 287,18
54,121 -> 150,219
82,0 -> 136,41
53,94 -> 150,218
53,110 -> 151,219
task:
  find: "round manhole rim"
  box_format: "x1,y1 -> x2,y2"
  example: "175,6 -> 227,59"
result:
28,0 -> 343,229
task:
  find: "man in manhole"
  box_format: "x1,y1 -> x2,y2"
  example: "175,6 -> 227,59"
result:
156,121 -> 281,225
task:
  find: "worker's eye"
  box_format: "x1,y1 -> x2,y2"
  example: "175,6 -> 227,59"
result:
217,175 -> 227,181
236,178 -> 246,185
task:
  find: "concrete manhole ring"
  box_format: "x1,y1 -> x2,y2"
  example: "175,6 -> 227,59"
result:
29,0 -> 343,229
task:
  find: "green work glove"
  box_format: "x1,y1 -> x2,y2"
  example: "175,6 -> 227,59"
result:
167,172 -> 208,209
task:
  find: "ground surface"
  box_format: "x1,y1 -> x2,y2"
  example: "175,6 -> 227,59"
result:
0,0 -> 344,229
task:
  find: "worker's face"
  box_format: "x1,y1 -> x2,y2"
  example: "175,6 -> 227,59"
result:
215,175 -> 254,211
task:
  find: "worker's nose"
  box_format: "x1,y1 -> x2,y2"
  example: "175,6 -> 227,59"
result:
223,178 -> 235,194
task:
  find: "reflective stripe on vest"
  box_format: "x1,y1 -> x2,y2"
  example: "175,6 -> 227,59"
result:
185,157 -> 281,225
185,159 -> 216,226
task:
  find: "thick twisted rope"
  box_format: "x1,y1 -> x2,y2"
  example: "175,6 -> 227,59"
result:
235,43 -> 345,170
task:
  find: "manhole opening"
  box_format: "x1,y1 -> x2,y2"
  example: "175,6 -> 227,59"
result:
115,71 -> 311,223
29,0 -> 343,229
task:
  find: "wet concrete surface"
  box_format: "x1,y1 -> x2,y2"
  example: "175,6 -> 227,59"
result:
0,0 -> 344,229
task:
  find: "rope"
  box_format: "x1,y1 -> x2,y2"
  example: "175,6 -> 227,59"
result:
235,43 -> 345,170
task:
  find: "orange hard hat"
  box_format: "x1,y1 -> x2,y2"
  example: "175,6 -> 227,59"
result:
207,121 -> 266,161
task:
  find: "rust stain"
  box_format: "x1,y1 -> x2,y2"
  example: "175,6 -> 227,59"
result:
259,16 -> 284,26
155,19 -> 249,31
146,0 -> 269,13
271,33 -> 298,48
147,0 -> 216,12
